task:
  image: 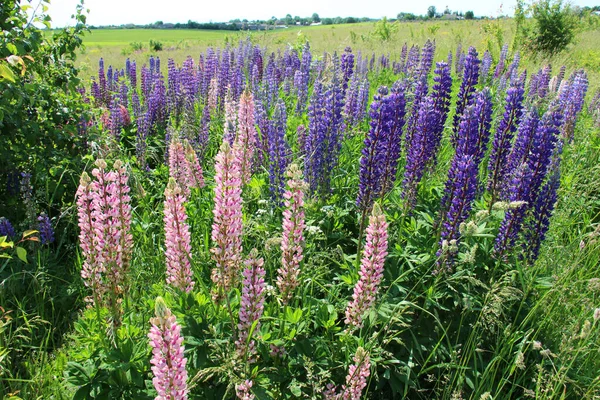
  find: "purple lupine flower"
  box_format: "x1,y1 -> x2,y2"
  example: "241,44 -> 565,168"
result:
480,50 -> 492,84
455,46 -> 465,76
537,64 -> 552,99
555,65 -> 566,91
402,96 -> 437,208
416,39 -> 435,79
0,217 -> 15,239
487,79 -> 526,200
148,297 -> 189,400
437,154 -> 479,271
446,50 -> 453,71
404,76 -> 429,146
494,44 -> 509,78
506,52 -> 521,85
135,110 -> 151,169
405,45 -> 420,74
493,163 -> 533,257
399,43 -> 408,72
236,249 -> 266,362
98,58 -> 107,107
167,58 -> 182,119
267,99 -> 290,203
472,88 -> 493,167
524,163 -> 560,263
295,43 -> 312,115
340,46 -> 355,92
356,87 -> 406,211
560,69 -> 588,140
452,47 -> 480,143
109,97 -> 122,139
129,60 -> 137,89
526,106 -> 562,202
429,62 -> 453,161
37,213 -> 54,245
502,107 -> 540,198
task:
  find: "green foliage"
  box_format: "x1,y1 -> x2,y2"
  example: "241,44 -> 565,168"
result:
149,39 -> 163,51
427,6 -> 437,19
372,17 -> 398,42
465,11 -> 475,20
523,0 -> 580,56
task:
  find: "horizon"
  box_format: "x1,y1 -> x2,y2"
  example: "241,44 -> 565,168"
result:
43,0 -> 596,28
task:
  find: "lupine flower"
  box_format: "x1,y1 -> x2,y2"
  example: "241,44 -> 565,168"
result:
277,164 -> 307,304
437,154 -> 478,271
20,172 -> 36,225
169,139 -> 205,196
211,141 -> 243,295
494,44 -> 508,78
503,108 -> 540,198
164,179 -> 195,293
356,87 -> 405,211
224,89 -> 238,144
402,96 -> 437,208
493,163 -> 533,257
452,47 -> 480,144
148,297 -> 189,400
429,61 -> 453,161
236,249 -> 266,362
37,213 -> 54,245
524,165 -> 560,263
341,348 -> 371,400
480,50 -> 492,84
340,46 -> 355,92
487,80 -> 526,200
76,172 -> 105,306
234,90 -> 258,184
0,217 -> 15,239
267,99 -> 290,203
236,380 -> 255,400
560,69 -> 588,140
416,39 -> 435,79
345,203 -> 388,328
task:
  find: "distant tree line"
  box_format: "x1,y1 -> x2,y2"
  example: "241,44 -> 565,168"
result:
87,8 -> 495,31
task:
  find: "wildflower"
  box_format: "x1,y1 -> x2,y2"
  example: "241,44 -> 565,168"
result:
277,164 -> 308,304
0,217 -> 15,239
164,179 -> 195,292
37,213 -> 54,245
341,347 -> 371,400
452,46 -> 480,143
267,100 -> 291,203
148,297 -> 189,400
211,141 -> 243,294
345,204 -> 388,328
234,90 -> 258,184
236,380 -> 255,400
236,250 -> 266,362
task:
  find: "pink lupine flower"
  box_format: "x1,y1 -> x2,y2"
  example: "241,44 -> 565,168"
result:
76,159 -> 133,330
208,77 -> 218,112
236,249 -> 266,362
233,90 -> 257,184
211,141 -> 243,295
341,348 -> 371,400
164,178 -> 195,292
76,171 -> 105,306
224,88 -> 238,144
236,380 -> 255,400
323,348 -> 371,400
169,138 -> 206,196
184,140 -> 205,189
277,164 -> 308,304
345,203 -> 388,328
109,160 -> 133,290
148,297 -> 189,400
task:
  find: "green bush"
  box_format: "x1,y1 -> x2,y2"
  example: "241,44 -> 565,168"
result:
524,0 -> 579,56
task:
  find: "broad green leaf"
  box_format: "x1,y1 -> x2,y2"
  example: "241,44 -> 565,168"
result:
0,64 -> 16,83
16,247 -> 27,263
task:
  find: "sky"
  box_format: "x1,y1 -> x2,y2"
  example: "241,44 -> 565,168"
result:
44,0 -> 597,27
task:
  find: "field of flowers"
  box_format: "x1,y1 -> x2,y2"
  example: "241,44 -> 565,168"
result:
3,20 -> 600,400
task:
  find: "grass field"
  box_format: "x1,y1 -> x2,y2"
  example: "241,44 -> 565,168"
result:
76,20 -> 600,92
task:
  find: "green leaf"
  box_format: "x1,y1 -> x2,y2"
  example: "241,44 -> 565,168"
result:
22,230 -> 39,238
66,361 -> 91,386
16,247 -> 27,263
285,307 -> 303,324
0,64 -> 16,83
6,43 -> 18,55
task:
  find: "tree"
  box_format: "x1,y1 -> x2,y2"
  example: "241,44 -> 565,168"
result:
427,6 -> 437,18
465,11 -> 475,19
397,12 -> 417,20
285,14 -> 294,25
312,13 -> 321,23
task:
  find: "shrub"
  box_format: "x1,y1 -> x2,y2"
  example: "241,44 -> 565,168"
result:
149,39 -> 163,51
525,0 -> 579,56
